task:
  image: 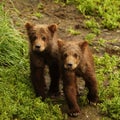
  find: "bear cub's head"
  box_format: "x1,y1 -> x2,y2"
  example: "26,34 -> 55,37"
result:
57,39 -> 88,70
25,22 -> 57,53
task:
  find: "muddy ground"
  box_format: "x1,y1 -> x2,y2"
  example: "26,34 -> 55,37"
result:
5,0 -> 120,120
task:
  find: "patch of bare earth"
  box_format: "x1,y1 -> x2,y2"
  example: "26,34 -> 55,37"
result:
5,0 -> 119,119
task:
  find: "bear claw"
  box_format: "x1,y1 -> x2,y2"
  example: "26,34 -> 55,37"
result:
88,101 -> 97,106
68,112 -> 80,117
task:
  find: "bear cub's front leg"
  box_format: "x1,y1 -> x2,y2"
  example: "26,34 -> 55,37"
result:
63,71 -> 80,117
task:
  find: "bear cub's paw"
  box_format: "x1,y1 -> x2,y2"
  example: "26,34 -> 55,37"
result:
87,93 -> 99,106
68,109 -> 80,117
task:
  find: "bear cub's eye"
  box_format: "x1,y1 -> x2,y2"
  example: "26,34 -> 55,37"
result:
42,36 -> 46,41
31,35 -> 37,41
63,53 -> 68,58
73,53 -> 78,58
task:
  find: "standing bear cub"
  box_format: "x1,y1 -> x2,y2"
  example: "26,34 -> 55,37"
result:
25,22 -> 60,100
57,39 -> 98,117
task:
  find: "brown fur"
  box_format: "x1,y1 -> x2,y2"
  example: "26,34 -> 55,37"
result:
25,22 -> 60,100
57,39 -> 98,117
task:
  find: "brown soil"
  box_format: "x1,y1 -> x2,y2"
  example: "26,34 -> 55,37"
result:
5,0 -> 119,119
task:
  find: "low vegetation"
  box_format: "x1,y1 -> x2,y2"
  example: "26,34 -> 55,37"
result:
84,18 -> 101,35
55,0 -> 120,31
95,54 -> 120,119
67,27 -> 80,35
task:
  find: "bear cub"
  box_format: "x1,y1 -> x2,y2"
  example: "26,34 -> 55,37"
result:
57,39 -> 98,117
25,22 -> 60,100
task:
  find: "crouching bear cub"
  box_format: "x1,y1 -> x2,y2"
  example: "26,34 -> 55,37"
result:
57,39 -> 98,117
25,22 -> 60,100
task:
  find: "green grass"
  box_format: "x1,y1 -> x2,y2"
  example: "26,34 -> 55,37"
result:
85,33 -> 96,44
76,0 -> 120,30
34,12 -> 43,18
0,3 -> 64,120
67,27 -> 80,35
55,0 -> 120,30
84,18 -> 101,35
94,54 -> 120,119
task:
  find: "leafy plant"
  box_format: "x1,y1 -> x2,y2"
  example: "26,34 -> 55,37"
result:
67,27 -> 80,35
37,3 -> 44,9
85,33 -> 96,44
84,18 -> 100,35
61,0 -> 120,30
34,12 -> 43,18
98,38 -> 106,47
94,54 -> 120,120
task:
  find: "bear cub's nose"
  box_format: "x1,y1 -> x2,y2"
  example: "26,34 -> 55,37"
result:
35,45 -> 40,49
67,63 -> 72,67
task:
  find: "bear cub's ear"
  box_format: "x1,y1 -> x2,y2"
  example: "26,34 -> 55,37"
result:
79,41 -> 88,52
57,39 -> 65,49
25,22 -> 33,31
48,24 -> 57,33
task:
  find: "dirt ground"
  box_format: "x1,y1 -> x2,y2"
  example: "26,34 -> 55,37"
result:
5,0 -> 120,119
